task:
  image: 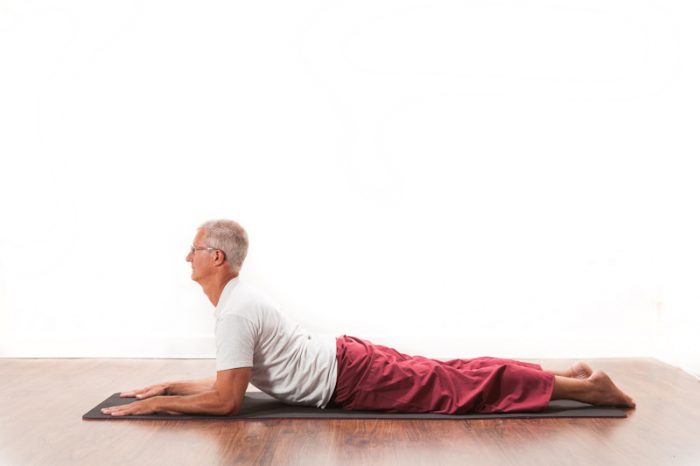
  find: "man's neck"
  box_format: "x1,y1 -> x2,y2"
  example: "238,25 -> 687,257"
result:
201,272 -> 239,306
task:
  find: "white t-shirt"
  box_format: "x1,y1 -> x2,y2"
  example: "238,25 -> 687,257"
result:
214,277 -> 338,408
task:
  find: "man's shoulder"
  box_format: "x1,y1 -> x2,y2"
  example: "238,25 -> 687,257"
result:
218,279 -> 279,319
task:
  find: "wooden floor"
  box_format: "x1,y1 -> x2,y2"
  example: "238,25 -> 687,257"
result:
1,358 -> 698,466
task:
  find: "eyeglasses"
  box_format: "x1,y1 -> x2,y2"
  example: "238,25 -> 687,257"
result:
189,245 -> 217,255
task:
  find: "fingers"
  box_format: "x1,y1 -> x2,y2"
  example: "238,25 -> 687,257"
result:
119,384 -> 165,399
102,406 -> 127,416
102,400 -> 153,416
119,389 -> 151,398
135,388 -> 157,399
119,386 -> 152,397
102,404 -> 134,416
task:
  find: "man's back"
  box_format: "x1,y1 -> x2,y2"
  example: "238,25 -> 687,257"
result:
215,277 -> 338,408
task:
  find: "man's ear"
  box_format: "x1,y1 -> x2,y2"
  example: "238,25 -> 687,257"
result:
214,250 -> 227,266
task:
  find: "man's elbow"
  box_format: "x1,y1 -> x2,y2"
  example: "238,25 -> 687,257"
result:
220,402 -> 240,416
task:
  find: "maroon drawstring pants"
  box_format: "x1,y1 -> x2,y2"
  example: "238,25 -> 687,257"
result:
327,335 -> 555,414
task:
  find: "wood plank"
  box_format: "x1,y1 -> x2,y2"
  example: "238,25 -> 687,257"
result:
1,358 -> 698,465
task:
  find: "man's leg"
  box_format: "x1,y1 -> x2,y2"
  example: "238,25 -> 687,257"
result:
333,336 -> 556,413
551,370 -> 635,407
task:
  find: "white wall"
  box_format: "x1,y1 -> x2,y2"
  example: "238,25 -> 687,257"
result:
1,0 -> 697,373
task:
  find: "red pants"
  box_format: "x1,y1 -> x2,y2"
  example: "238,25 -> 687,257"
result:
328,335 -> 554,414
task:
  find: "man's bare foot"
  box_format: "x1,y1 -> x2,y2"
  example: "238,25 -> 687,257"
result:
569,361 -> 593,379
587,371 -> 636,408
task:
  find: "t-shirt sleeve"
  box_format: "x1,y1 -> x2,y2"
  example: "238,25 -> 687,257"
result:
215,314 -> 257,371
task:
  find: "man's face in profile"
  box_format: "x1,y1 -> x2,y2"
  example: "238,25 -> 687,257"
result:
186,229 -> 214,283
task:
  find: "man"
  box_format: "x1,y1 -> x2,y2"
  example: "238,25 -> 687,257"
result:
102,219 -> 635,417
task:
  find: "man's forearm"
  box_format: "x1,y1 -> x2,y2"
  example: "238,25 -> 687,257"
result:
165,377 -> 216,396
153,390 -> 238,416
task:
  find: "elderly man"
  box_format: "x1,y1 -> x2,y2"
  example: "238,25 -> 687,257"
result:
102,219 -> 635,417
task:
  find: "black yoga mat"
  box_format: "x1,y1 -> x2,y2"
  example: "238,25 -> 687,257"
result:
83,392 -> 627,420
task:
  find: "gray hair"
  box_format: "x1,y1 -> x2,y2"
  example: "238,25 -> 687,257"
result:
199,219 -> 249,273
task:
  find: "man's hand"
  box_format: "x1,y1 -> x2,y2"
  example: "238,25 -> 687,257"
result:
105,368 -> 251,416
120,383 -> 170,399
101,397 -> 182,416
